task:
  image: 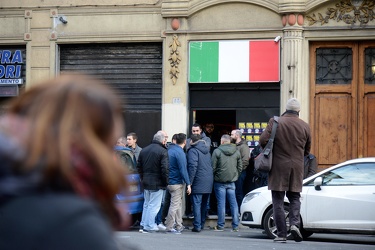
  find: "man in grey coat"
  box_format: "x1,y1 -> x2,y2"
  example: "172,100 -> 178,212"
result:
230,129 -> 250,212
260,98 -> 311,243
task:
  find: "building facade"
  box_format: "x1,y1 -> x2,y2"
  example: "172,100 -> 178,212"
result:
1,0 -> 374,169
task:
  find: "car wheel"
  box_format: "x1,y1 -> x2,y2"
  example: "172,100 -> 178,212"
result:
262,207 -> 292,239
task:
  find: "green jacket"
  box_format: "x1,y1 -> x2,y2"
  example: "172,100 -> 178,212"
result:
211,143 -> 242,183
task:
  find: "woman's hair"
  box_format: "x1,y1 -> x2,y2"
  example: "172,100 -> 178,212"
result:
7,73 -> 126,227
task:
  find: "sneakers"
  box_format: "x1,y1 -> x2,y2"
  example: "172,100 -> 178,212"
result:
192,227 -> 201,233
273,237 -> 287,243
157,223 -> 167,231
142,229 -> 155,233
166,229 -> 181,234
213,226 -> 224,231
232,228 -> 239,232
290,225 -> 303,242
139,226 -> 144,233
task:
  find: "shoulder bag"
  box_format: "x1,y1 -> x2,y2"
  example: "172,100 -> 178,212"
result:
254,116 -> 279,172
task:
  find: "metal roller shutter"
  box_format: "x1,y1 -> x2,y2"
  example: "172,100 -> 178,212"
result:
59,43 -> 163,147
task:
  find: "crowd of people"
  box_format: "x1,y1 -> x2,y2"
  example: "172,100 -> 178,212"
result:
0,73 -> 316,248
129,98 -> 316,243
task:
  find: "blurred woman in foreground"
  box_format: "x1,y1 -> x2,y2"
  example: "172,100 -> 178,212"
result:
0,74 -> 128,249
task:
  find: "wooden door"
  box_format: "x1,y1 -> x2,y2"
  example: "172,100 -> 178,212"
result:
310,41 -> 375,170
358,42 -> 375,158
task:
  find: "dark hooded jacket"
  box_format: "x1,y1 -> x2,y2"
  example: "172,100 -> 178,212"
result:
211,143 -> 242,183
187,140 -> 213,194
185,132 -> 211,151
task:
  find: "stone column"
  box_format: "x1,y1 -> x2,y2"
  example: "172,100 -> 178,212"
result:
24,9 -> 56,87
280,13 -> 307,120
162,17 -> 189,137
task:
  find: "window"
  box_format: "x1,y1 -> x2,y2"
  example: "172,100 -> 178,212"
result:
316,48 -> 352,84
365,48 -> 375,84
320,163 -> 375,185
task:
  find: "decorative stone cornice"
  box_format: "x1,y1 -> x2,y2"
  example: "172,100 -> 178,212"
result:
161,0 -> 189,17
278,1 -> 306,14
306,0 -> 375,26
162,0 -> 279,18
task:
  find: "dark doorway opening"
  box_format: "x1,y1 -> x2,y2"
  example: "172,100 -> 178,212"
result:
193,109 -> 236,137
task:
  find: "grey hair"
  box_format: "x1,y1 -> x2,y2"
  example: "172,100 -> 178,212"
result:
117,136 -> 127,145
234,129 -> 242,137
153,131 -> 165,143
221,134 -> 231,143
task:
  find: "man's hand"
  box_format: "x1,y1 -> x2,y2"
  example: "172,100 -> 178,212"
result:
186,185 -> 191,195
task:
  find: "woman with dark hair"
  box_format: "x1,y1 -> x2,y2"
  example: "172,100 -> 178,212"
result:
0,74 -> 129,249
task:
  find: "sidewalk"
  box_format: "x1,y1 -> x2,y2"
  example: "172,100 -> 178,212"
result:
182,214 -> 247,229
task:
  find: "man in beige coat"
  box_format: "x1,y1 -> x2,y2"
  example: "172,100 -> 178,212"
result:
259,98 -> 311,243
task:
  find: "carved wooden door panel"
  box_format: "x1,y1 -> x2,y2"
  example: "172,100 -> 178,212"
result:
310,41 -> 375,170
310,42 -> 358,170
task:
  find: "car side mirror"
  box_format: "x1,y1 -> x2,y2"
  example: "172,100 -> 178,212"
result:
314,177 -> 323,191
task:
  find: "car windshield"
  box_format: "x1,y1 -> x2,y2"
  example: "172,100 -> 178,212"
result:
305,162 -> 375,186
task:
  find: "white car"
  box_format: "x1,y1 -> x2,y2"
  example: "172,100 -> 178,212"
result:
240,157 -> 375,239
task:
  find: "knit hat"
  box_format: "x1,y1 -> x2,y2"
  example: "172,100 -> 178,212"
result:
286,98 -> 300,111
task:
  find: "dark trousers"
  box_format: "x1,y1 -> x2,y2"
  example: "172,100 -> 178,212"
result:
234,170 -> 246,212
271,190 -> 301,237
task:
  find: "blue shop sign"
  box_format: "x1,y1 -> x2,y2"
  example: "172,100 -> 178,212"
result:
0,50 -> 23,84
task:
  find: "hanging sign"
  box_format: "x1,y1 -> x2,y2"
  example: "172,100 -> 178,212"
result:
0,50 -> 23,84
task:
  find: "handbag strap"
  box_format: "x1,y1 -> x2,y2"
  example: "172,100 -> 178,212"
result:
269,116 -> 279,141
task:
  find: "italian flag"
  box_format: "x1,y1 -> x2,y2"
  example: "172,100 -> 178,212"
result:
189,40 -> 280,83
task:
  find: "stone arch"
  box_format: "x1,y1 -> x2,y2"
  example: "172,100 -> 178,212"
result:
188,0 -> 279,16
305,0 -> 333,12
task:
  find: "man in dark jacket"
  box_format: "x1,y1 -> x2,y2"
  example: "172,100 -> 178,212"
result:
187,134 -> 213,232
185,123 -> 211,151
211,134 -> 242,232
260,98 -> 311,243
165,133 -> 191,234
137,130 -> 169,233
230,129 -> 250,212
185,123 -> 211,218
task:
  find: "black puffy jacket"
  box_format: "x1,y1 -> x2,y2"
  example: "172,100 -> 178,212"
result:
137,140 -> 169,190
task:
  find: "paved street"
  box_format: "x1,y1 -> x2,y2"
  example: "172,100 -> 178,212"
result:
115,227 -> 375,250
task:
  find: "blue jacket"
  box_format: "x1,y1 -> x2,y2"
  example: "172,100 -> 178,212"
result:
167,144 -> 190,185
187,140 -> 213,194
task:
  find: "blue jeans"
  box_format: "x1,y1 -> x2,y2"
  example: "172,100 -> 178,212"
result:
214,182 -> 239,229
140,189 -> 164,231
155,190 -> 166,225
235,171 -> 247,212
192,194 -> 210,230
